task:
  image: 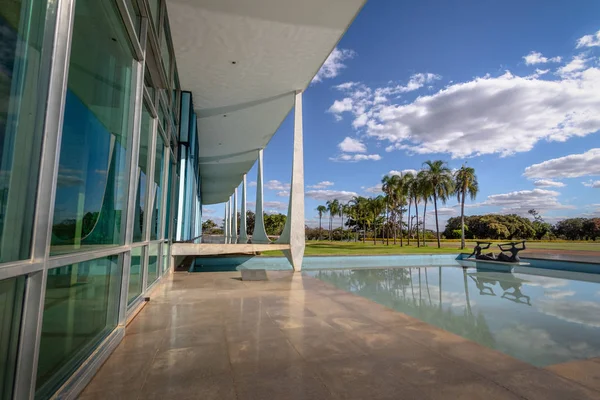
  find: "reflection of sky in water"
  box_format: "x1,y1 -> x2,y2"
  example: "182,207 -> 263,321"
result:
306,266 -> 600,367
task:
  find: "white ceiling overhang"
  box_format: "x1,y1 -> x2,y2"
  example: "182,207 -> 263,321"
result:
167,0 -> 365,205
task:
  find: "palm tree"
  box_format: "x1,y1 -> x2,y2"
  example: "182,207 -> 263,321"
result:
403,172 -> 415,245
367,196 -> 385,245
326,199 -> 339,241
381,175 -> 395,246
349,196 -> 368,243
417,171 -> 433,247
454,166 -> 479,249
409,175 -> 421,247
316,205 -> 327,240
422,160 -> 454,248
341,203 -> 350,241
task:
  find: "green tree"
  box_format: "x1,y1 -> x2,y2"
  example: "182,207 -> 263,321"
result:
316,205 -> 327,240
326,199 -> 340,241
417,170 -> 433,247
454,166 -> 479,249
202,219 -> 217,233
422,160 -> 455,248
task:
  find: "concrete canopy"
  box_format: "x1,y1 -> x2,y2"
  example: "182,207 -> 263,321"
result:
167,0 -> 365,205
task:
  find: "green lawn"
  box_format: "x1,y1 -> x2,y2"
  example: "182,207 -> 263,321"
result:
260,239 -> 600,257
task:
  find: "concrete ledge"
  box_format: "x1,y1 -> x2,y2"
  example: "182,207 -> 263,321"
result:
172,243 -> 290,256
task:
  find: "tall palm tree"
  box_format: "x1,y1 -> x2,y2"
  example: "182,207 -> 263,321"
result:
403,172 -> 415,246
393,175 -> 407,246
381,175 -> 395,246
422,160 -> 454,248
341,203 -> 350,241
367,196 -> 385,245
417,171 -> 433,247
454,166 -> 479,249
316,205 -> 327,240
326,199 -> 339,241
409,175 -> 421,247
350,196 -> 368,243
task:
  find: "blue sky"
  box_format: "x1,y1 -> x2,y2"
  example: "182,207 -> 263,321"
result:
203,0 -> 600,229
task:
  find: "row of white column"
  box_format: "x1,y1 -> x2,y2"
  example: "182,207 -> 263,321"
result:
221,91 -> 305,271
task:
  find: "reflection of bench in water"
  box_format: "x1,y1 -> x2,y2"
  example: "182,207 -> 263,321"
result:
468,271 -> 532,306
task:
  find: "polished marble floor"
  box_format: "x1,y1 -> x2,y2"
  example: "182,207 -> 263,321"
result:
79,270 -> 600,399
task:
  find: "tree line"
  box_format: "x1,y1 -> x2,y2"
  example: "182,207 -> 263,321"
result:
315,160 -> 478,249
202,211 -> 287,236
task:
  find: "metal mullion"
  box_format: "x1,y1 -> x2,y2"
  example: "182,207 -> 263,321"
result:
115,0 -> 143,61
0,261 -> 44,281
13,0 -> 77,397
135,0 -> 149,18
47,246 -> 130,270
159,146 -> 169,241
143,87 -> 158,118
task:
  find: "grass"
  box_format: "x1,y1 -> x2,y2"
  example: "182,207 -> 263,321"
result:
260,239 -> 600,257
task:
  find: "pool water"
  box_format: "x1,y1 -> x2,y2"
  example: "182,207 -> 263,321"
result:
306,266 -> 600,367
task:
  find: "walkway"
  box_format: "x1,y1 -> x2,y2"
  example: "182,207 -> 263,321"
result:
79,271 -> 600,399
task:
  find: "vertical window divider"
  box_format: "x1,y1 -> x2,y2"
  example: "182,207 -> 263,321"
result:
13,0 -> 77,398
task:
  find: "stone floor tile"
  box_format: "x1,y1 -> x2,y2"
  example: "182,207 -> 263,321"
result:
284,331 -> 367,362
493,368 -> 600,400
546,359 -> 600,392
228,337 -> 302,372
419,378 -> 522,400
139,371 -> 237,400
146,344 -> 231,382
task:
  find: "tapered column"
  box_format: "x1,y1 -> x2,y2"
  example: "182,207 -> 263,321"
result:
229,194 -> 234,242
276,91 -> 305,271
224,200 -> 229,243
232,189 -> 238,243
252,149 -> 270,243
239,175 -> 248,243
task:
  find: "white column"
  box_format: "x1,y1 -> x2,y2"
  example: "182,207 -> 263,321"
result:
252,149 -> 270,243
224,200 -> 229,243
239,175 -> 248,243
232,189 -> 238,243
276,91 -> 305,271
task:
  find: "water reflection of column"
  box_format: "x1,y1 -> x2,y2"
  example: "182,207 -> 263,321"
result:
239,175 -> 248,243
463,268 -> 473,317
439,267 -> 442,309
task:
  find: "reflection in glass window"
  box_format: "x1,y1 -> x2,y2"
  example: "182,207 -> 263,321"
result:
147,243 -> 159,285
162,243 -> 169,272
160,23 -> 171,80
128,246 -> 144,305
124,0 -> 141,38
150,135 -> 164,240
35,256 -> 121,399
133,104 -> 152,242
51,0 -> 134,255
148,0 -> 160,29
0,276 -> 25,399
0,0 -> 49,262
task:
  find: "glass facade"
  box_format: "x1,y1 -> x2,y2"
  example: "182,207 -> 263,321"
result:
0,0 -> 192,397
0,276 -> 25,400
51,0 -> 134,255
0,0 -> 49,263
36,256 -> 122,399
128,246 -> 144,305
147,243 -> 159,286
150,135 -> 164,240
133,104 -> 152,242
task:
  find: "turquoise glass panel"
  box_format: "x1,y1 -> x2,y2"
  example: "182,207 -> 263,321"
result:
0,276 -> 25,400
133,104 -> 152,242
51,0 -> 134,255
35,256 -> 121,399
147,243 -> 159,285
150,135 -> 164,240
128,246 -> 143,305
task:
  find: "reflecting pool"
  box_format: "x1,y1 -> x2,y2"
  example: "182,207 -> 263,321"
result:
306,266 -> 600,367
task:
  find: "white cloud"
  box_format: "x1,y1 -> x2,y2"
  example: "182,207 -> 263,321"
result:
331,56 -> 600,158
248,181 -> 257,187
363,184 -> 382,194
305,190 -> 358,202
427,207 -> 457,216
533,179 -> 565,188
481,189 -> 574,215
308,181 -> 335,189
556,54 -> 588,78
328,98 -> 353,115
202,207 -> 216,215
264,180 -> 290,190
524,149 -> 600,179
576,29 -> 600,48
312,48 -> 356,83
523,51 -> 561,65
337,137 -> 366,153
582,180 -> 600,188
388,169 -> 418,177
264,201 -> 287,211
277,190 -> 290,197
329,153 -> 381,162
334,82 -> 359,91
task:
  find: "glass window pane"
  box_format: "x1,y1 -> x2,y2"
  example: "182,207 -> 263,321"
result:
144,67 -> 155,106
161,242 -> 169,273
150,135 -> 164,240
147,243 -> 159,285
148,0 -> 160,28
35,255 -> 122,399
133,104 -> 152,242
0,276 -> 25,400
123,0 -> 141,38
128,246 -> 143,305
160,23 -> 171,80
164,158 -> 173,238
51,0 -> 134,255
0,0 -> 49,262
